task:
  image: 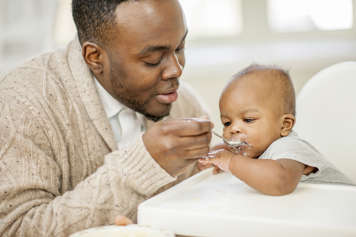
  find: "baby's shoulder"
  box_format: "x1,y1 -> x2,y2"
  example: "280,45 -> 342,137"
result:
261,131 -> 322,159
272,131 -> 318,150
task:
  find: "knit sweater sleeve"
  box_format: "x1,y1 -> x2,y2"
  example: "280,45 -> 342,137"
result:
0,95 -> 175,236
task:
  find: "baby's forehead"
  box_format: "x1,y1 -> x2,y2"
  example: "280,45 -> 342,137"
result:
221,70 -> 287,108
228,70 -> 288,93
239,69 -> 281,82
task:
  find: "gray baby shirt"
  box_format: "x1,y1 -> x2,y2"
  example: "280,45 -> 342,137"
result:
258,131 -> 353,185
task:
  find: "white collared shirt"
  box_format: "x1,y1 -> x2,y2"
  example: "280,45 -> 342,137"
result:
94,78 -> 145,148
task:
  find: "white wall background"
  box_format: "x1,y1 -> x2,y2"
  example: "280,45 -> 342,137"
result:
1,0 -> 356,139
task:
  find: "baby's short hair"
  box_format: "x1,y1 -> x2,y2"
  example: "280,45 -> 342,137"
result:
232,64 -> 296,116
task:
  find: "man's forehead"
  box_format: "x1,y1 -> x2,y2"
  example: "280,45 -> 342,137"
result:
138,30 -> 188,56
112,0 -> 186,47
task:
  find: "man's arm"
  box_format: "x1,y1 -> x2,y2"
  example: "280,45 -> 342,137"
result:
0,82 -> 213,237
0,100 -> 174,237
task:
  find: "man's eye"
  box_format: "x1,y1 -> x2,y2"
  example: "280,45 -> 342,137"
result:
144,61 -> 161,67
223,121 -> 231,127
243,118 -> 255,123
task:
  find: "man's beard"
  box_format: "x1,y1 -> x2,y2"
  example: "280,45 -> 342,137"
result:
118,94 -> 170,122
111,78 -> 170,122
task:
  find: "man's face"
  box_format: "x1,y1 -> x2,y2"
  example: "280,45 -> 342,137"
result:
219,75 -> 284,158
101,0 -> 187,121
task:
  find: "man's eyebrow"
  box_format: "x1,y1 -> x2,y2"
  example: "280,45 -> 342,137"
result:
138,46 -> 169,56
138,30 -> 188,56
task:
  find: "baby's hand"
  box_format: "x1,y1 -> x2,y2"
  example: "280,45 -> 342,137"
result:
199,149 -> 235,173
197,143 -> 229,172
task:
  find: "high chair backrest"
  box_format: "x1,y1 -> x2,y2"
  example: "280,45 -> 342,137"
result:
294,62 -> 356,183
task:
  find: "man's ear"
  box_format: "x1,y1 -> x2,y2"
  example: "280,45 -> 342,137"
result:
280,114 -> 295,137
82,42 -> 105,75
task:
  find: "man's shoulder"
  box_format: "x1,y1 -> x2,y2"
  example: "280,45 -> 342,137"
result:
1,48 -> 67,89
0,46 -> 77,114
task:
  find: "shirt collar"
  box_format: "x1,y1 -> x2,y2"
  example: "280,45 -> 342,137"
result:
94,78 -> 126,119
94,78 -> 146,125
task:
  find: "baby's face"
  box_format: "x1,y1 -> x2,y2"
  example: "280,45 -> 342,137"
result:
219,75 -> 283,158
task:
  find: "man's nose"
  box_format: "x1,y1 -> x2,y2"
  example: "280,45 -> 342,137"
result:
162,53 -> 183,80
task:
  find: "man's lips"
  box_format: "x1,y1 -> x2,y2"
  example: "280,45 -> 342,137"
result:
156,90 -> 178,104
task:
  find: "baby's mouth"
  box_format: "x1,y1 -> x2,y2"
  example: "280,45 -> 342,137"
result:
226,135 -> 251,155
229,134 -> 248,144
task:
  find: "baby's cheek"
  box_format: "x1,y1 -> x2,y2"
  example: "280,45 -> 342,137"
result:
247,135 -> 268,157
250,144 -> 269,158
239,143 -> 260,158
222,129 -> 230,140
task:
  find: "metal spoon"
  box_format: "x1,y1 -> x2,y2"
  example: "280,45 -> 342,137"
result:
212,131 -> 247,149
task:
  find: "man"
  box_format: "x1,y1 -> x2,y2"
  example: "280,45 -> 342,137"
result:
0,0 -> 212,236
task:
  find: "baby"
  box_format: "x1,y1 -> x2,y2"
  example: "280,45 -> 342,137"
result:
200,64 -> 352,196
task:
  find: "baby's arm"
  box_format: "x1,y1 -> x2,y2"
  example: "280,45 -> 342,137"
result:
200,149 -> 306,195
230,157 -> 304,195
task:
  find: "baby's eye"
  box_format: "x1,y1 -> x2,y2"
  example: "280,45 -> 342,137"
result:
243,118 -> 255,123
223,121 -> 231,127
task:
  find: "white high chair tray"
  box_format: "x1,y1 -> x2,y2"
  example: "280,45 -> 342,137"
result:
138,169 -> 356,237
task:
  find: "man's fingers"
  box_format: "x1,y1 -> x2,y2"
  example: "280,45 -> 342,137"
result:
211,143 -> 230,151
185,146 -> 210,159
163,118 -> 213,136
142,117 -> 214,176
115,215 -> 133,226
161,132 -> 211,159
180,133 -> 212,151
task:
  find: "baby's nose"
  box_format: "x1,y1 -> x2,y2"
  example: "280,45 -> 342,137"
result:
230,125 -> 241,134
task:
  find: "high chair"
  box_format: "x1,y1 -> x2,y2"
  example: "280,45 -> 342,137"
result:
294,61 -> 356,183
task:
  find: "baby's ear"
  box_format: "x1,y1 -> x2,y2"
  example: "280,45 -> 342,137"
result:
280,114 -> 295,137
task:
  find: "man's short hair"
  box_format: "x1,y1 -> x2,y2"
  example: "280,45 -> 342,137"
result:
72,0 -> 132,44
233,64 -> 296,116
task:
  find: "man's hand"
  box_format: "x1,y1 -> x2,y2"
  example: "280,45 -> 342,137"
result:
143,118 -> 213,176
115,215 -> 133,226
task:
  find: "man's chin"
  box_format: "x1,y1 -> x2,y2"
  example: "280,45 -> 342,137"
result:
143,106 -> 171,122
144,114 -> 166,122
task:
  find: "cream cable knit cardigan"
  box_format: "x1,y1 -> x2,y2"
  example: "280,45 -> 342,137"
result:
0,39 -> 209,236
